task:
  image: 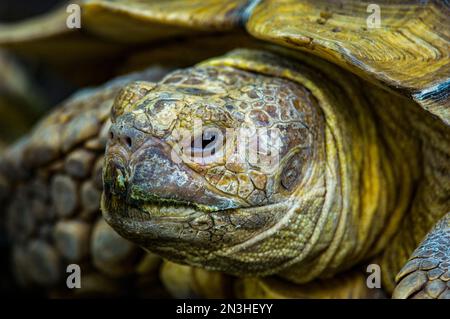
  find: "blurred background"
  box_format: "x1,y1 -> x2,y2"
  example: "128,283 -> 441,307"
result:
0,0 -> 64,22
0,0 -> 78,126
0,0 -> 72,296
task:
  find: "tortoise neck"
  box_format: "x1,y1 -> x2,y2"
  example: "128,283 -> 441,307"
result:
278,73 -> 421,284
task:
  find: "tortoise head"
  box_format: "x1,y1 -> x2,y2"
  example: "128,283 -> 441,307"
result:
102,64 -> 325,275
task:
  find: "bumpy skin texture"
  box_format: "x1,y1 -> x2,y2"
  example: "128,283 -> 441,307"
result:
393,213 -> 449,299
103,49 -> 449,295
0,69 -> 170,297
103,57 -> 327,277
2,49 -> 449,299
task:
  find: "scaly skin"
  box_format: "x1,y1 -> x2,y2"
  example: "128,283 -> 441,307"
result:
102,49 -> 449,295
0,68 -> 171,297
2,49 -> 449,298
103,52 -> 328,278
393,213 -> 449,299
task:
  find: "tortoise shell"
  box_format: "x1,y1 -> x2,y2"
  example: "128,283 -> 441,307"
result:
0,0 -> 448,124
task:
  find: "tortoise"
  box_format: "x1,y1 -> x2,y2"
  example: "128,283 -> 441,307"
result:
0,0 -> 448,299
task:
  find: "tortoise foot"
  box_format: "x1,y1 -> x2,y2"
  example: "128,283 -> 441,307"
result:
393,213 -> 449,299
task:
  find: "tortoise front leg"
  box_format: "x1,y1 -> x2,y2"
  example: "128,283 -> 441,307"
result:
393,213 -> 449,299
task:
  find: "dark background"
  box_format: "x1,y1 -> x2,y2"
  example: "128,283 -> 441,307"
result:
0,0 -> 64,22
0,0 -> 79,108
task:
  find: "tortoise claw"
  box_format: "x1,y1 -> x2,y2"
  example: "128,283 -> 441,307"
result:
393,213 -> 449,299
393,270 -> 428,299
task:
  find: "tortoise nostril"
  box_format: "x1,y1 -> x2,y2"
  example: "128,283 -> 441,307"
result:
124,137 -> 132,148
109,123 -> 141,150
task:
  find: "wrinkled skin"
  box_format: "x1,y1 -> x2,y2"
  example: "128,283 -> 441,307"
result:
103,64 -> 325,273
102,50 -> 449,296
0,0 -> 448,300
2,49 -> 447,298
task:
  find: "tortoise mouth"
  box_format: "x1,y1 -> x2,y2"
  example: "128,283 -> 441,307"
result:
100,190 -> 284,245
101,169 -> 229,231
100,190 -> 268,248
101,192 -> 208,248
101,177 -> 291,269
102,188 -> 236,222
128,194 -> 234,214
101,192 -> 205,223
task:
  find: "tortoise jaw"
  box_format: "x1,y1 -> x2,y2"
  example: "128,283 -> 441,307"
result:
101,192 -> 202,223
100,189 -> 285,257
101,150 -> 291,270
